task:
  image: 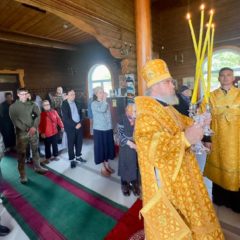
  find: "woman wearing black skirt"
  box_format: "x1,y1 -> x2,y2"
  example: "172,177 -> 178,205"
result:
91,87 -> 115,177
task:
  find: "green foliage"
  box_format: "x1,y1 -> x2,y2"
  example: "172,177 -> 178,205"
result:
203,49 -> 240,90
203,50 -> 240,72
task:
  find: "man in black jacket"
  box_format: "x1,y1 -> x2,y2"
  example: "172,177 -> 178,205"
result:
61,89 -> 86,168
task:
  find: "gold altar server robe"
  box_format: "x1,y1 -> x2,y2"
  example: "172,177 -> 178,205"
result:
135,96 -> 224,240
204,87 -> 240,191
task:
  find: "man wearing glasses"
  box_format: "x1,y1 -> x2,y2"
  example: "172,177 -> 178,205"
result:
9,88 -> 47,184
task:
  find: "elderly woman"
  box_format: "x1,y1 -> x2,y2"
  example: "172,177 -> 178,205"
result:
118,104 -> 140,196
91,87 -> 115,177
39,100 -> 64,163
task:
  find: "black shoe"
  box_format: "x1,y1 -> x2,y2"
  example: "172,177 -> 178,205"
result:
76,157 -> 87,163
25,157 -> 33,164
130,181 -> 140,197
0,224 -> 10,236
121,182 -> 131,196
70,160 -> 77,168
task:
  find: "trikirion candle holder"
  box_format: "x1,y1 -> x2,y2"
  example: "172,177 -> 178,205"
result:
186,4 -> 216,155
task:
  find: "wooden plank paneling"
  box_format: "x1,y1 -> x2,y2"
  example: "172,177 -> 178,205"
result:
0,41 -> 121,106
0,0 -> 94,45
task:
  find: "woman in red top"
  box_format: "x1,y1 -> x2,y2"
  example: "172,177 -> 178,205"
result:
39,100 -> 64,163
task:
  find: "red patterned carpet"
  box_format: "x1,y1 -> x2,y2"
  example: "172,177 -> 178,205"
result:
105,199 -> 144,240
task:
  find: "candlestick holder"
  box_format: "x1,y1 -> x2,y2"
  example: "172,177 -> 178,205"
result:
188,104 -> 210,155
203,104 -> 214,136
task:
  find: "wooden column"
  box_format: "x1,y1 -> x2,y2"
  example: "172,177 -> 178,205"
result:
135,0 -> 152,95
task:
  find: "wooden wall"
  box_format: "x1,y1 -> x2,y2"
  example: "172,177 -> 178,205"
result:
0,41 -> 71,90
0,40 -> 120,106
15,0 -> 137,75
65,41 -> 121,95
152,0 -> 240,82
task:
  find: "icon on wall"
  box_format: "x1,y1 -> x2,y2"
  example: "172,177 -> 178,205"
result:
125,74 -> 135,103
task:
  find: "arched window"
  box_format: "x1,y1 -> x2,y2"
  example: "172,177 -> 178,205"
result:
88,64 -> 112,97
203,47 -> 240,91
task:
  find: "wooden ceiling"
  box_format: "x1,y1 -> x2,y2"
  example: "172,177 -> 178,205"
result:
0,0 -> 95,47
0,0 -> 199,51
152,0 -> 200,11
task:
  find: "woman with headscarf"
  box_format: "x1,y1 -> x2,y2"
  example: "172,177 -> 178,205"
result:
118,104 -> 140,196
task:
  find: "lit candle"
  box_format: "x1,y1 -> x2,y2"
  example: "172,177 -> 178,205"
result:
207,24 -> 215,97
193,5 -> 205,104
194,9 -> 214,103
199,9 -> 214,64
197,4 -> 205,62
187,13 -> 198,56
187,12 -> 199,104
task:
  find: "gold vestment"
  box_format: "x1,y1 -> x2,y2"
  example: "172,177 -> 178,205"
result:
135,96 -> 224,240
203,87 -> 240,191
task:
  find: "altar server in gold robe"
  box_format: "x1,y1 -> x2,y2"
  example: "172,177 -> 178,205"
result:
203,67 -> 240,213
135,59 -> 224,240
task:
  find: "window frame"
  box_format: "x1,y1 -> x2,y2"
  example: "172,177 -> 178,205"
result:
88,64 -> 113,98
202,46 -> 240,91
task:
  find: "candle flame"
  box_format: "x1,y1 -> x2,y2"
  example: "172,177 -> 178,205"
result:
209,9 -> 214,15
186,13 -> 191,20
212,23 -> 215,28
200,4 -> 205,10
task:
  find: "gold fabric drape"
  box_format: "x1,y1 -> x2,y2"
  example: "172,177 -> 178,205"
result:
135,96 -> 224,240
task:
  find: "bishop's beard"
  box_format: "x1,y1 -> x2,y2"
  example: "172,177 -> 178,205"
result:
158,94 -> 179,105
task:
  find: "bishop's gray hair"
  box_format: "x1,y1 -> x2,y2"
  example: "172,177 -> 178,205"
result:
144,87 -> 152,96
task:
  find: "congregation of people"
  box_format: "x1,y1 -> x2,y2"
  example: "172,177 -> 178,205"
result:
0,61 -> 239,238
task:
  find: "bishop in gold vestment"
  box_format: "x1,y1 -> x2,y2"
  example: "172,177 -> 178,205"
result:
135,59 -> 224,240
203,67 -> 240,213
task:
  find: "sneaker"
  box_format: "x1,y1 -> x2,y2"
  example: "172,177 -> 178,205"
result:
34,167 -> 48,174
70,160 -> 77,168
76,157 -> 87,163
0,224 -> 10,236
20,176 -> 28,184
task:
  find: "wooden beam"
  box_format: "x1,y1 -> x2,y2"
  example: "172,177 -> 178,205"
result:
0,30 -> 78,51
15,0 -> 98,36
14,0 -> 137,75
135,0 -> 152,95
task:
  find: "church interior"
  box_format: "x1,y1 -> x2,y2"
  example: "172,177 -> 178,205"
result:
0,0 -> 239,239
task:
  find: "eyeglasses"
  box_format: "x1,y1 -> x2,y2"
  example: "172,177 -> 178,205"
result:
161,79 -> 176,85
18,93 -> 28,96
43,104 -> 50,106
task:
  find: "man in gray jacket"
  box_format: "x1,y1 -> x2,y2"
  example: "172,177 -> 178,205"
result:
9,88 -> 47,184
